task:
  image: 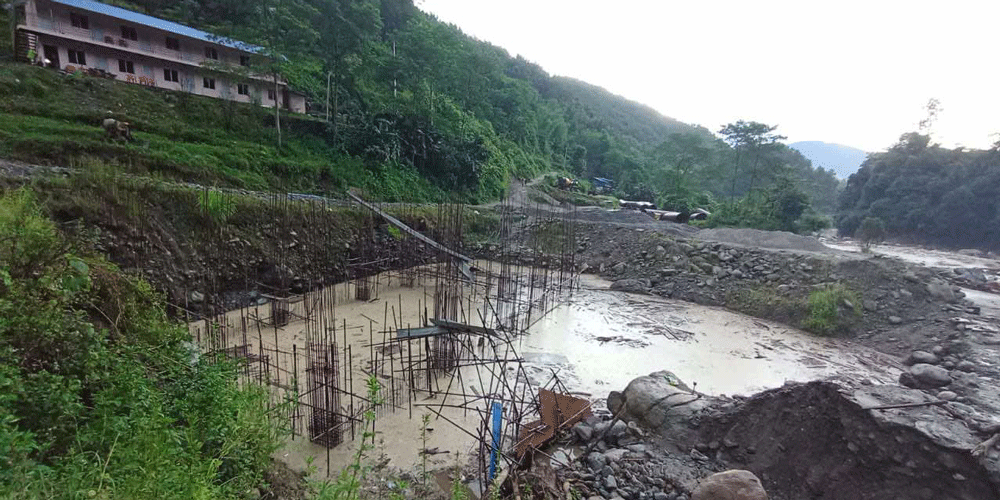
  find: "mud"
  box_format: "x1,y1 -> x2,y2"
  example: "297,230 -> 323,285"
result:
521,274 -> 898,399
695,381 -> 1000,500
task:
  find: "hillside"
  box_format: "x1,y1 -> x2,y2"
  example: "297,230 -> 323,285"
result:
837,133 -> 1000,249
1,0 -> 840,225
1,0 -> 717,203
790,141 -> 868,179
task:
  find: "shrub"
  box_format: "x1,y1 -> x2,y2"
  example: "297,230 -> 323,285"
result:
857,217 -> 886,251
803,284 -> 862,335
0,188 -> 282,499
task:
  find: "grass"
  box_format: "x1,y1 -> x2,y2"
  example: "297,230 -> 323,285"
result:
727,282 -> 863,336
0,61 -> 452,201
0,188 -> 284,499
803,284 -> 863,336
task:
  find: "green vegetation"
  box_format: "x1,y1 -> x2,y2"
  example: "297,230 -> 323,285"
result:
856,217 -> 886,251
3,0 -> 840,209
803,284 -> 862,336
727,282 -> 862,336
0,189 -> 282,499
838,132 -> 1000,249
702,178 -> 829,233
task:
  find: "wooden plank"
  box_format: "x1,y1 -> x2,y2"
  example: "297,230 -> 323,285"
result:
347,192 -> 472,264
430,318 -> 497,337
395,325 -> 448,339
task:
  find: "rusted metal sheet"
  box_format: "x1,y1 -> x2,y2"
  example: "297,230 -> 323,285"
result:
515,389 -> 592,458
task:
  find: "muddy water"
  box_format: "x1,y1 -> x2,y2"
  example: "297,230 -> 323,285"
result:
519,275 -> 899,398
823,240 -> 1000,270
198,263 -> 899,477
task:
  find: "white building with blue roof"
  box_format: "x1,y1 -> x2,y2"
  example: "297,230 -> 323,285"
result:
11,0 -> 306,113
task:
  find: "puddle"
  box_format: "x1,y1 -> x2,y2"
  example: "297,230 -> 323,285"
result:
519,275 -> 899,398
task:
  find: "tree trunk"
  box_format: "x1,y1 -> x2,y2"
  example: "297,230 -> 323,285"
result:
731,148 -> 741,200
274,72 -> 282,148
332,73 -> 339,142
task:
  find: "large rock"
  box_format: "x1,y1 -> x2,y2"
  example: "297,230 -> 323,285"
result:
903,351 -> 939,366
926,279 -> 958,303
691,470 -> 769,500
614,371 -> 710,433
899,363 -> 952,389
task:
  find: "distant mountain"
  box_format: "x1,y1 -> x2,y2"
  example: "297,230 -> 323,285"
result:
789,141 -> 868,179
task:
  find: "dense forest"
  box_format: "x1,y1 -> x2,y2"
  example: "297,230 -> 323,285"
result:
838,133 -> 1000,250
62,0 -> 838,212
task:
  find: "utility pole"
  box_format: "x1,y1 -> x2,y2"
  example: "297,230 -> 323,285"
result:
326,71 -> 331,122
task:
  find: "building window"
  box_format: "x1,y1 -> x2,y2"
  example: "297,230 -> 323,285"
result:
267,89 -> 276,101
237,83 -> 249,95
203,77 -> 216,90
165,37 -> 180,51
163,68 -> 179,82
240,55 -> 250,67
118,59 -> 134,74
68,50 -> 86,66
120,25 -> 138,41
204,47 -> 218,60
70,13 -> 89,29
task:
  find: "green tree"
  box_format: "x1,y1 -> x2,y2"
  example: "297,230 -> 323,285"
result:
718,121 -> 786,198
240,0 -> 319,147
857,217 -> 886,250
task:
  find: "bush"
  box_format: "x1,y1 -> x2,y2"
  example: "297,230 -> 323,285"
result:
803,284 -> 862,335
0,188 -> 282,499
797,213 -> 832,234
857,217 -> 886,250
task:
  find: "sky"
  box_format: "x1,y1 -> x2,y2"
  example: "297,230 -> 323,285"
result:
418,0 -> 1000,152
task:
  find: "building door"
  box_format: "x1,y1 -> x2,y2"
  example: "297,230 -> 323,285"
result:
43,45 -> 59,68
181,73 -> 195,93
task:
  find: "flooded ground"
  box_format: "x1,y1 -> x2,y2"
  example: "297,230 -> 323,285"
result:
520,275 -> 899,399
195,263 -> 901,478
824,240 -> 999,271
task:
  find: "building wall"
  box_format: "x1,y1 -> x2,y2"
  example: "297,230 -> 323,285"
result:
20,0 -> 304,112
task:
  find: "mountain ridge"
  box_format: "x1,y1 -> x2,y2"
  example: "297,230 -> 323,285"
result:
790,141 -> 868,179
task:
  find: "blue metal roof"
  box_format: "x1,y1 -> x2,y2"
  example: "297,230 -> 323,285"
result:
51,0 -> 263,53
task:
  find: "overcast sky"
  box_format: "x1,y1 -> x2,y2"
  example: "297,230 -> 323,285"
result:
418,0 -> 999,152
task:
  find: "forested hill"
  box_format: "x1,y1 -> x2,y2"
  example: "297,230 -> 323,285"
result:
837,133 -> 1000,250
1,0 -> 838,208
81,0 -> 708,200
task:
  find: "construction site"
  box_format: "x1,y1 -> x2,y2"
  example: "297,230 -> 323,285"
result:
179,190 -> 589,491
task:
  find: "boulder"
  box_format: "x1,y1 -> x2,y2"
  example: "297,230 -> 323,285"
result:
900,363 -> 952,389
615,371 -> 710,433
888,316 -> 903,325
691,470 -> 769,500
903,351 -> 939,366
926,279 -> 958,303
956,360 -> 977,373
